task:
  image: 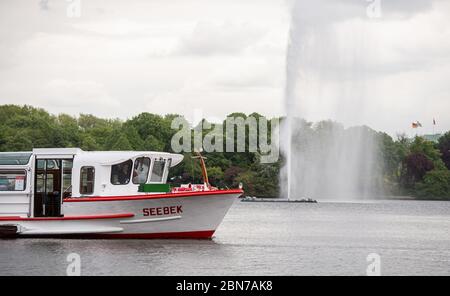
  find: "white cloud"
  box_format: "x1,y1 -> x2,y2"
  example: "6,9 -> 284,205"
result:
42,79 -> 119,107
0,0 -> 448,136
174,21 -> 267,56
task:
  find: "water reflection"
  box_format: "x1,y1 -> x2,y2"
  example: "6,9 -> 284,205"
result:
1,200 -> 449,276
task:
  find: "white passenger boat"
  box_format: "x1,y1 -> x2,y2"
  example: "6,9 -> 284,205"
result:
0,148 -> 242,239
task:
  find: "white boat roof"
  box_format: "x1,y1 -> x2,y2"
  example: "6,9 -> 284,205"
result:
31,148 -> 184,167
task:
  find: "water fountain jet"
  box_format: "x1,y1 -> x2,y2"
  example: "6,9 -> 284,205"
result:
280,0 -> 384,201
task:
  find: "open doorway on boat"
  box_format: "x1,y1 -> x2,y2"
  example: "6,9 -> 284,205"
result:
34,159 -> 73,217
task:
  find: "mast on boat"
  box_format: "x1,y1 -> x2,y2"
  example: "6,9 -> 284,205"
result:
192,151 -> 210,189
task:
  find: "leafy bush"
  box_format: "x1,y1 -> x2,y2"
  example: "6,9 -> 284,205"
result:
2,104 -> 450,199
415,170 -> 450,199
437,132 -> 450,170
402,153 -> 434,185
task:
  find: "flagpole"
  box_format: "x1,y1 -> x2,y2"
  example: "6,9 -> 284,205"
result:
433,118 -> 436,135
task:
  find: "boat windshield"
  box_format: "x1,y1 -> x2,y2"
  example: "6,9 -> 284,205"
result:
0,153 -> 32,165
111,160 -> 133,185
132,157 -> 151,184
150,159 -> 166,183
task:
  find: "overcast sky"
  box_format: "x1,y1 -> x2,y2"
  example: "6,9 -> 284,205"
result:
0,0 -> 449,136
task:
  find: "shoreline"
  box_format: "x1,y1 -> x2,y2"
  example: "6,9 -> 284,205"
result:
241,196 -> 450,202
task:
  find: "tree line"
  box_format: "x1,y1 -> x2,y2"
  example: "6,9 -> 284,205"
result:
0,104 -> 449,199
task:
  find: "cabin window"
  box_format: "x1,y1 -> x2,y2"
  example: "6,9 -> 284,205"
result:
164,158 -> 172,181
132,157 -> 151,184
111,160 -> 133,185
0,170 -> 27,191
0,153 -> 32,165
80,166 -> 95,195
62,160 -> 73,198
150,159 -> 166,183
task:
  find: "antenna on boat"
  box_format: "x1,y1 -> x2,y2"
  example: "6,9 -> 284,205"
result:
192,150 -> 210,189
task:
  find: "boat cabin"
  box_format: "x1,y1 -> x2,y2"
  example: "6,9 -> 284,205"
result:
0,148 -> 183,218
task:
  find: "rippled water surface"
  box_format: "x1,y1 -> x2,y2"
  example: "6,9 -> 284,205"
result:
1,200 -> 449,275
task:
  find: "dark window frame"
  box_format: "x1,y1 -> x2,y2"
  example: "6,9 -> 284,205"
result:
110,159 -> 133,185
132,157 -> 151,185
0,169 -> 27,192
80,166 -> 95,195
149,159 -> 167,183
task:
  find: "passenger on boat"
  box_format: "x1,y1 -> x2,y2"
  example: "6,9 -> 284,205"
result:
118,163 -> 131,184
132,158 -> 150,184
111,161 -> 132,185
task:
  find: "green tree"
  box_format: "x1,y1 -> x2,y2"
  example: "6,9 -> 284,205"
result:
57,114 -> 81,147
409,136 -> 445,168
208,166 -> 224,187
143,134 -> 165,151
415,170 -> 450,199
2,104 -> 449,200
3,131 -> 33,151
236,171 -> 256,195
80,134 -> 100,151
437,131 -> 450,170
399,136 -> 447,194
110,133 -> 133,150
125,113 -> 173,150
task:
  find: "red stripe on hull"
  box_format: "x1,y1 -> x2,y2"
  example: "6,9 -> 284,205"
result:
20,230 -> 216,240
64,189 -> 243,203
0,213 -> 134,221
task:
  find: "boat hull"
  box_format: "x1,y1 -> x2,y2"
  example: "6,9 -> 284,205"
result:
0,190 -> 242,239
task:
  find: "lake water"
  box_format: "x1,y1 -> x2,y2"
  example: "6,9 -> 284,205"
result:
0,200 -> 449,276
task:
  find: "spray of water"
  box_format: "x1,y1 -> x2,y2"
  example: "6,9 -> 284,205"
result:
281,0 -> 384,200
